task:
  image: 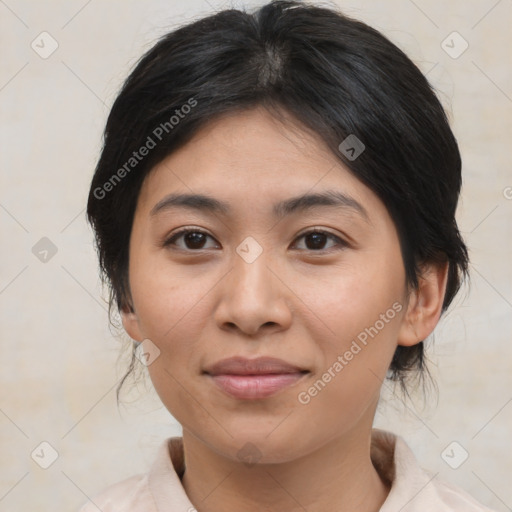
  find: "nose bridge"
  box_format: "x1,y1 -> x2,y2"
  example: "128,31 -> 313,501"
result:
214,234 -> 292,334
231,234 -> 274,298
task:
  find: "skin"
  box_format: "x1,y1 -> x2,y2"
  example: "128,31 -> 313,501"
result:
122,106 -> 448,512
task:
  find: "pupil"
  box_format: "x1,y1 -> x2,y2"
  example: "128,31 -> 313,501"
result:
186,232 -> 205,249
308,233 -> 325,249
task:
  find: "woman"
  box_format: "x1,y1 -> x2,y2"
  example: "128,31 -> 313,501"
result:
81,1 -> 495,510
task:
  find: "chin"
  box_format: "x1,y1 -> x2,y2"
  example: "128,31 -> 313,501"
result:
203,426 -> 308,465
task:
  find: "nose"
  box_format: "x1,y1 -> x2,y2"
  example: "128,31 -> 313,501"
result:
213,245 -> 293,337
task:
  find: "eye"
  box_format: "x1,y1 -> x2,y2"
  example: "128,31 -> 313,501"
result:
163,227 -> 348,252
163,228 -> 219,250
292,229 -> 347,252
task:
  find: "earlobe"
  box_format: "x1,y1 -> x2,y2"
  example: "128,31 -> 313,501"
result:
120,304 -> 143,342
397,261 -> 449,347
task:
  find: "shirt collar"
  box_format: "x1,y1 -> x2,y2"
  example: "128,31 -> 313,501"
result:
147,428 -> 444,511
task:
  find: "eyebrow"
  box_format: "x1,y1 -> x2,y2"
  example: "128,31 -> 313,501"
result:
150,190 -> 370,223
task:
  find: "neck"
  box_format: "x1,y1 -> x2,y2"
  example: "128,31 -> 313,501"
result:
180,425 -> 390,512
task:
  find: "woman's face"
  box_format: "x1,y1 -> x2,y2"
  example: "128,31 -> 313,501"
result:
122,107 -> 416,463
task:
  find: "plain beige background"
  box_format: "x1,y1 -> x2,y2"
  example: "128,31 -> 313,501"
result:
1,0 -> 511,510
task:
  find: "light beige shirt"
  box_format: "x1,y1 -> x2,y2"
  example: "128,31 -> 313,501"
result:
78,428 -> 495,511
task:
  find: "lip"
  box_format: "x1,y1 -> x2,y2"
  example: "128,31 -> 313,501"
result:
204,356 -> 307,376
203,356 -> 309,400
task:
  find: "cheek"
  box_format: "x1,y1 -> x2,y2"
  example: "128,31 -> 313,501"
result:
294,305 -> 403,437
133,282 -> 215,425
295,251 -> 405,403
301,254 -> 405,343
128,252 -> 217,404
129,245 -> 214,342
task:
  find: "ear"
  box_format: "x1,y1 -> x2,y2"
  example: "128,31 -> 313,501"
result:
397,261 -> 449,347
120,303 -> 144,342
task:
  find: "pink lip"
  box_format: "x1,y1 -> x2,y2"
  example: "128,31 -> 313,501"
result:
204,356 -> 306,376
203,356 -> 309,400
209,373 -> 307,400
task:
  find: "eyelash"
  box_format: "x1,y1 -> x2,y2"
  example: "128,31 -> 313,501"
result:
163,227 -> 348,253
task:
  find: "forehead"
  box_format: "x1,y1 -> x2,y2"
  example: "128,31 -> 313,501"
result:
136,107 -> 384,222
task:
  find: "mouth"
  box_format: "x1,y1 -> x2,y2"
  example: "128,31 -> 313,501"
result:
206,372 -> 309,400
203,356 -> 310,400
